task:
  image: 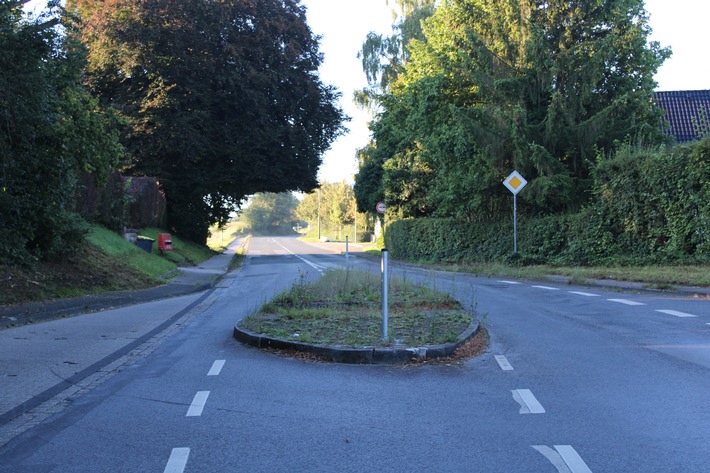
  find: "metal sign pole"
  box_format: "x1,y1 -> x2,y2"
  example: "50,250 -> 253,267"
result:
514,193 -> 518,254
503,171 -> 526,255
381,248 -> 389,340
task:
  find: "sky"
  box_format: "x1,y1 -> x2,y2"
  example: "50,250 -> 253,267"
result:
24,0 -> 710,185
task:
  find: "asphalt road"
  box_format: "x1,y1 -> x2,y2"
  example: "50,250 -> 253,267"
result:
1,236 -> 709,472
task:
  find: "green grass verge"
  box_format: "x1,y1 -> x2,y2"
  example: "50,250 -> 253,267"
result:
430,262 -> 710,288
86,226 -> 176,279
138,227 -> 216,266
239,269 -> 472,348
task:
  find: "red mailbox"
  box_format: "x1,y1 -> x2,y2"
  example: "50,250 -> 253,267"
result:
158,233 -> 173,251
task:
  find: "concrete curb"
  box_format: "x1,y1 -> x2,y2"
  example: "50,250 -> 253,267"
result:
0,278 -> 216,329
233,319 -> 481,364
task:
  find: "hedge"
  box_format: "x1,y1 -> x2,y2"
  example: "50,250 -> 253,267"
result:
385,140 -> 710,266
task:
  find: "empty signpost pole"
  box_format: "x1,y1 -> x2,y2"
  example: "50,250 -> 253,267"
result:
376,201 -> 388,340
345,236 -> 349,265
381,248 -> 389,340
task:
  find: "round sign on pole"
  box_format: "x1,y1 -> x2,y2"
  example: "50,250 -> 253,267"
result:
376,202 -> 386,214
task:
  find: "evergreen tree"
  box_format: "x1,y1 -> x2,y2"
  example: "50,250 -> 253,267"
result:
355,0 -> 670,221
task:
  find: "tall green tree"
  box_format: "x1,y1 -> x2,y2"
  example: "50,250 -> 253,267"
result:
356,0 -> 670,221
241,192 -> 299,234
355,0 -> 436,111
69,0 -> 346,244
297,181 -> 357,237
353,143 -> 384,214
0,0 -> 124,264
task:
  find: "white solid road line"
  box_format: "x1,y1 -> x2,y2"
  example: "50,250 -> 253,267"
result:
656,309 -> 698,318
164,448 -> 190,473
512,389 -> 545,414
207,360 -> 226,376
532,285 -> 560,291
186,391 -> 210,417
494,355 -> 514,371
569,291 -> 599,297
271,239 -> 327,272
607,298 -> 646,306
533,445 -> 593,473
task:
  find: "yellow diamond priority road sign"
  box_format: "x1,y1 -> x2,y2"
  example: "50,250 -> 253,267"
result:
503,171 -> 527,195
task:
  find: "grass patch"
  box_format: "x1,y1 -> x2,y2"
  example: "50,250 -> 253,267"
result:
431,262 -> 710,288
0,243 -> 158,305
239,269 -> 473,348
86,226 -> 176,279
227,237 -> 250,272
1,224 -> 228,307
138,227 -> 216,266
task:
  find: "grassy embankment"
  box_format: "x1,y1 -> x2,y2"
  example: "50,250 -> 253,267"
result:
0,223 -> 244,306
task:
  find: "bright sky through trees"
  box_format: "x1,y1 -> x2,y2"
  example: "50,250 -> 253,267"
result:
24,0 -> 710,185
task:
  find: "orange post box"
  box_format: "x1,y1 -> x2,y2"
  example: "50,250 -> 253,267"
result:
158,233 -> 173,251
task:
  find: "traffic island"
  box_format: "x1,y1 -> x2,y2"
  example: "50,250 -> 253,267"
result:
232,268 -> 486,364
233,320 -> 481,364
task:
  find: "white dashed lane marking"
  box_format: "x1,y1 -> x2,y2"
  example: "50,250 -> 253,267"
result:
656,309 -> 697,318
512,389 -> 545,414
164,448 -> 190,473
607,298 -> 646,306
494,355 -> 514,371
533,445 -> 593,473
207,360 -> 225,376
499,280 -> 704,323
186,391 -> 210,417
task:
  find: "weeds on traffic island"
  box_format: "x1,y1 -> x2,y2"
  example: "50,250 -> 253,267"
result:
239,268 -> 486,362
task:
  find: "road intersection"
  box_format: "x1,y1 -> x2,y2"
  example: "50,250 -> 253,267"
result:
1,236 -> 709,472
